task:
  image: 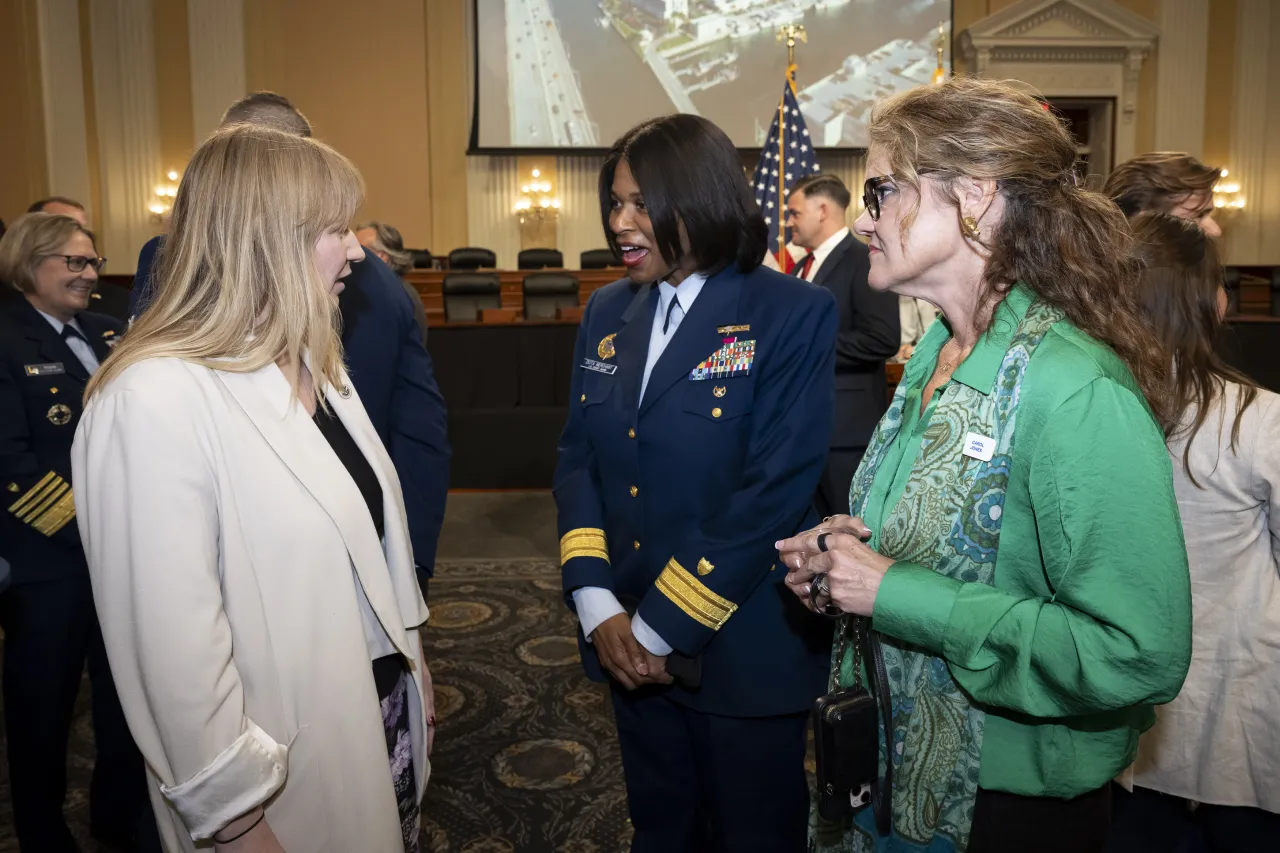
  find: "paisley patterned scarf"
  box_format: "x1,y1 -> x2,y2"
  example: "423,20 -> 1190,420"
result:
811,299 -> 1064,853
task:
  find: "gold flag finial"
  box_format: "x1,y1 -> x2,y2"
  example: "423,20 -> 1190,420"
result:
932,21 -> 948,85
777,23 -> 807,89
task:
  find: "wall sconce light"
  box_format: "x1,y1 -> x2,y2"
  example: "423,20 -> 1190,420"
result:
514,167 -> 560,223
149,169 -> 181,221
1213,168 -> 1245,211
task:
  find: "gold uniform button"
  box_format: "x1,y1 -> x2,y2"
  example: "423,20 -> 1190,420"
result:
6,483 -> 18,493
580,394 -> 586,403
633,540 -> 641,550
627,428 -> 636,439
629,486 -> 639,497
712,407 -> 723,418
50,387 -> 58,394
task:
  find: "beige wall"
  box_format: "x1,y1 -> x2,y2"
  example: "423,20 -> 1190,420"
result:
152,0 -> 194,178
244,0 -> 437,249
0,0 -> 47,224
4,0 -> 1276,262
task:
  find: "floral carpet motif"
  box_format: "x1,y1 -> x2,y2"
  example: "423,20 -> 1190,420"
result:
0,559 -> 633,853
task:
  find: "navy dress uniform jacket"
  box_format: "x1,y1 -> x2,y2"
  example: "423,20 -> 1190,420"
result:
0,299 -> 121,583
129,237 -> 450,589
555,263 -> 837,718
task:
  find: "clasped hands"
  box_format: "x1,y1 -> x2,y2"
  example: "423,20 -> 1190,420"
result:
777,514 -> 894,617
591,613 -> 674,690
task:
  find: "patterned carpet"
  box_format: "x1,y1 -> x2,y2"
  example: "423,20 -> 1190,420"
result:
0,557 -> 633,853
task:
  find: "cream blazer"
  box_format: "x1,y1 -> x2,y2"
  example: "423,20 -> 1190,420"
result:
1131,382 -> 1280,810
71,357 -> 431,852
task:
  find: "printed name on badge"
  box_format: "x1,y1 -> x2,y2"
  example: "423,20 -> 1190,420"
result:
25,363 -> 66,377
962,432 -> 996,462
581,359 -> 618,375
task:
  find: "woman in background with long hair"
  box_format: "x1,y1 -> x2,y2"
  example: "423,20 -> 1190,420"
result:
1107,213 -> 1280,853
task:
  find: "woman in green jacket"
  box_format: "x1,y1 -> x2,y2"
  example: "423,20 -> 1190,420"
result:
778,77 -> 1192,853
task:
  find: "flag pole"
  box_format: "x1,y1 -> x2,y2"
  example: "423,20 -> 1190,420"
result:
776,24 -> 806,263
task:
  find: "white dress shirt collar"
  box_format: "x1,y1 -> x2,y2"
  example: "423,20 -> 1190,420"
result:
804,226 -> 851,282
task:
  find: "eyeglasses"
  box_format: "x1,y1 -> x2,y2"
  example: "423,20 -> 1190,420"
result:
862,176 -> 896,222
47,254 -> 107,273
861,170 -> 942,222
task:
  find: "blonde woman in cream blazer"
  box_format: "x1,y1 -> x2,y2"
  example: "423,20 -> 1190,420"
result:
71,124 -> 432,852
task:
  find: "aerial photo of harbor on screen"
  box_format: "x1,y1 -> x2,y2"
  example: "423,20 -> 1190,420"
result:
474,0 -> 951,150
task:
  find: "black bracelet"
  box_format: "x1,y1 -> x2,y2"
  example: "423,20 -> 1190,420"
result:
214,810 -> 265,844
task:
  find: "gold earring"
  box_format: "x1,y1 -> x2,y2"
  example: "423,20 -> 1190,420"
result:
962,216 -> 982,241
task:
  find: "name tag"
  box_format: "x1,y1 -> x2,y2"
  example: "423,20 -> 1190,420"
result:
581,358 -> 618,375
963,432 -> 995,462
25,363 -> 65,377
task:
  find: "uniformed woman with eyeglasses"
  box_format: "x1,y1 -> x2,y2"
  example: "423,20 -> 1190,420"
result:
0,212 -> 155,852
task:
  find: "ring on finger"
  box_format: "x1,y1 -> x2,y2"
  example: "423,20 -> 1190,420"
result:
817,532 -> 830,552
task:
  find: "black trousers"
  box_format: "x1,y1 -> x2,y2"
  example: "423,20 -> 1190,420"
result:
0,572 -> 154,852
814,448 -> 866,520
968,783 -> 1112,853
610,686 -> 810,853
1104,784 -> 1280,853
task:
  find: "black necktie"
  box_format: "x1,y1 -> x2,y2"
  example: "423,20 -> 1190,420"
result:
61,324 -> 86,344
663,295 -> 682,334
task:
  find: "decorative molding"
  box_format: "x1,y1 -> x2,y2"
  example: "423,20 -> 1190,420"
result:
36,0 -> 92,209
1225,0 -> 1271,264
187,0 -> 245,145
89,0 -> 162,273
966,0 -> 1160,43
1154,0 -> 1208,156
466,156 -> 521,269
959,0 -> 1158,165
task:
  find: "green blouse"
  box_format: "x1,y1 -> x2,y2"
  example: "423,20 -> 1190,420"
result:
867,285 -> 1192,797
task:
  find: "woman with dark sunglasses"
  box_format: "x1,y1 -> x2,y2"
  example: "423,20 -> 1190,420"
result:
777,77 -> 1192,853
0,212 -> 156,851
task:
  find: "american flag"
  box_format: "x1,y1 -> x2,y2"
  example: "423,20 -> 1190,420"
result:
750,81 -> 820,272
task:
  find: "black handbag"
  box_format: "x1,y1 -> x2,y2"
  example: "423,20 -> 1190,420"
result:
812,615 -> 893,835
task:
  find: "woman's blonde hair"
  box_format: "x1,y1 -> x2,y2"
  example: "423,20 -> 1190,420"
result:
0,212 -> 96,294
869,76 -> 1169,427
88,123 -> 364,401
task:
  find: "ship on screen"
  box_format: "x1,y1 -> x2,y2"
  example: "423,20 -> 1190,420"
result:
481,0 -> 949,149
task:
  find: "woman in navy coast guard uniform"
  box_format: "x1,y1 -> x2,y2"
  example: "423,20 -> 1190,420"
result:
0,213 -> 153,851
555,114 -> 837,853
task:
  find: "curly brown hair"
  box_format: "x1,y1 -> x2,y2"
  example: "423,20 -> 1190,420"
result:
868,76 -> 1170,427
1130,212 -> 1256,485
1103,152 -> 1220,218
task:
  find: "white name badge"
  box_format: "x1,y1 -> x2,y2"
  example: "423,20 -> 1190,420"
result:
963,432 -> 996,462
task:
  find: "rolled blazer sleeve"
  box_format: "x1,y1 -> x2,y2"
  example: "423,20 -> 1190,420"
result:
555,294 -> 613,597
72,387 -> 286,840
637,290 -> 838,655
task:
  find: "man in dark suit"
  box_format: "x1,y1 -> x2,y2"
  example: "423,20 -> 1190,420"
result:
129,92 -> 450,594
785,174 -> 899,519
0,214 -> 154,851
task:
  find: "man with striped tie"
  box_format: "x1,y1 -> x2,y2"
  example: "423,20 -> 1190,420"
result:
784,174 -> 899,518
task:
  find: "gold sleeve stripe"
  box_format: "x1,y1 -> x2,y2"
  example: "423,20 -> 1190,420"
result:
560,528 -> 610,565
21,482 -> 69,523
655,557 -> 738,631
8,471 -> 60,515
32,488 -> 76,536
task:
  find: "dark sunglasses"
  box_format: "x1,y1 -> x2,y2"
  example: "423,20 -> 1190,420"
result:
862,169 -> 942,221
48,254 -> 107,273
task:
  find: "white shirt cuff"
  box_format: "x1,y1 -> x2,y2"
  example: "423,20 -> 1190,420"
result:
631,613 -> 674,657
159,719 -> 288,841
571,587 -> 625,642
